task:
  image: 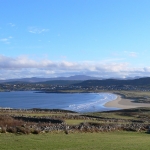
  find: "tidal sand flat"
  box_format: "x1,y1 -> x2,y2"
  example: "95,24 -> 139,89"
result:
105,95 -> 150,109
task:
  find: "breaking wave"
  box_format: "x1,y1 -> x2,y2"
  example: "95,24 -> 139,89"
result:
64,93 -> 118,112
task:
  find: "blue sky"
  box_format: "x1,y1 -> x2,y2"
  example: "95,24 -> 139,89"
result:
0,0 -> 150,79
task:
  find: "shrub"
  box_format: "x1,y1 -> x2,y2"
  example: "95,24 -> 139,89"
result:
7,127 -> 17,133
32,129 -> 40,134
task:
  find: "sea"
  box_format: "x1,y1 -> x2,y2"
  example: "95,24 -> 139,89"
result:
0,91 -> 118,113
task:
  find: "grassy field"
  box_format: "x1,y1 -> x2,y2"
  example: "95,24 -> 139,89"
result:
0,132 -> 150,150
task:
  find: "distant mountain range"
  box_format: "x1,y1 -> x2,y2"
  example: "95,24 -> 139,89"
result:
0,75 -> 148,86
0,75 -> 102,83
73,77 -> 150,86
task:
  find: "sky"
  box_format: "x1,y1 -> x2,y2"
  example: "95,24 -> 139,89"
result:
0,0 -> 150,79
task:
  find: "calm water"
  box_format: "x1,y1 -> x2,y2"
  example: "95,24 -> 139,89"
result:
0,91 -> 118,112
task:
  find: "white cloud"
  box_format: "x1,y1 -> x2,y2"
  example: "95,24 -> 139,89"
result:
129,52 -> 137,57
124,51 -> 138,57
0,55 -> 150,79
28,27 -> 49,34
0,36 -> 12,44
0,38 -> 8,42
8,23 -> 15,27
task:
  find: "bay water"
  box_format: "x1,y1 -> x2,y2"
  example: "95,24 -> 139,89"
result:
0,91 -> 118,112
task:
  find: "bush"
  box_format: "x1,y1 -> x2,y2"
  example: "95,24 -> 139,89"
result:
1,127 -> 6,133
32,129 -> 40,134
7,127 -> 17,133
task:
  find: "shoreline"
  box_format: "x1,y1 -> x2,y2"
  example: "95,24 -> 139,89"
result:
104,94 -> 150,109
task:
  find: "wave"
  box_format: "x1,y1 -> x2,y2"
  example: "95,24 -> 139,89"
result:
64,93 -> 118,112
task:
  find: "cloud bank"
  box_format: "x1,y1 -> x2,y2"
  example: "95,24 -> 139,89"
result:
0,55 -> 150,79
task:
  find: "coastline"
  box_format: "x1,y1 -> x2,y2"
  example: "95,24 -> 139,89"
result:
104,94 -> 150,109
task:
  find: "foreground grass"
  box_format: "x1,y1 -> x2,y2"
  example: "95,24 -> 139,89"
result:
0,132 -> 150,150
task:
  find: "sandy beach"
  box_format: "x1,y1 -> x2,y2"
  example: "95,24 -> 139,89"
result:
105,95 -> 150,109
